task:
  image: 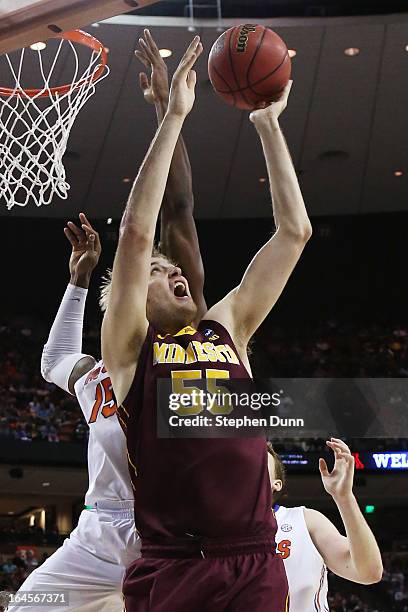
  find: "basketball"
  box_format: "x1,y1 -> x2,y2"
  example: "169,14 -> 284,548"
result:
208,24 -> 291,110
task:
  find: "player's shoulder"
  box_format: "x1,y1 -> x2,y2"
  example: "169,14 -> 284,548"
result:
279,506 -> 329,560
277,505 -> 327,528
66,355 -> 97,395
303,507 -> 326,521
303,507 -> 333,535
197,314 -> 233,340
276,504 -> 307,521
276,504 -> 305,513
73,358 -> 105,393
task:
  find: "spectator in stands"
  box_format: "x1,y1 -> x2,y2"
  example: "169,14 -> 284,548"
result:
1,560 -> 16,574
1,314 -> 407,444
25,550 -> 38,574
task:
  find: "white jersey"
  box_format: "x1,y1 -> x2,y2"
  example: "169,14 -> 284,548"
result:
8,502 -> 138,612
74,359 -> 133,506
9,360 -> 139,612
275,505 -> 329,612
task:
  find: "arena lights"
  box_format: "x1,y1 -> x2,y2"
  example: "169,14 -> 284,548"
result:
159,48 -> 172,58
344,47 -> 360,57
405,44 -> 408,52
122,177 -> 131,183
107,218 -> 112,225
30,41 -> 46,51
259,177 -> 267,183
42,482 -> 50,487
394,170 -> 403,177
365,505 -> 376,514
288,49 -> 297,58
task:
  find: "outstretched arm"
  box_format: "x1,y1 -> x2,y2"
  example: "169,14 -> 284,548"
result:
305,439 -> 383,584
136,29 -> 206,321
205,82 -> 312,352
41,214 -> 101,395
102,37 -> 203,406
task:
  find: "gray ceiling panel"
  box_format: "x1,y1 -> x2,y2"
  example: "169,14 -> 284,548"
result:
186,27 -> 246,219
363,22 -> 408,213
72,23 -> 147,219
84,26 -> 226,219
299,23 -> 385,216
221,25 -> 324,219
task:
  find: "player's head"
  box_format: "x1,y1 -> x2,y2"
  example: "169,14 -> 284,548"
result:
267,442 -> 286,504
99,247 -> 197,332
146,247 -> 197,333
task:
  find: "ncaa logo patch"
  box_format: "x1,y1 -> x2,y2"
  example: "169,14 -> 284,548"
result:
281,524 -> 292,533
203,328 -> 220,341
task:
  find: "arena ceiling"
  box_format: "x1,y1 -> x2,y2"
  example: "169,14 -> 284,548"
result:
0,465 -> 88,512
135,0 -> 408,18
1,11 -> 408,219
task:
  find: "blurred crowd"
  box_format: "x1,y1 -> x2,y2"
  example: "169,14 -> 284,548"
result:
328,591 -> 377,611
1,315 -> 408,444
255,318 -> 408,378
381,552 -> 408,612
0,524 -> 63,547
325,550 -> 408,611
0,315 -> 98,444
1,545 -> 407,611
0,549 -> 48,600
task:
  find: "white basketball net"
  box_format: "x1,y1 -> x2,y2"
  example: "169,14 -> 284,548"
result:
0,38 -> 109,209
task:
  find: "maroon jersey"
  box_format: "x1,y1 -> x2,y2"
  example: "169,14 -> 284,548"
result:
118,319 -> 275,541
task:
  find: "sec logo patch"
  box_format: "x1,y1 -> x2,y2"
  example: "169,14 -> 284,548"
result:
281,524 -> 292,532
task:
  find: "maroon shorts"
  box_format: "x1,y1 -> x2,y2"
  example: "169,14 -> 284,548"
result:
123,534 -> 289,612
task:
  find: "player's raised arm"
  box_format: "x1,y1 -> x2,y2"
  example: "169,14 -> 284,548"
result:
41,213 -> 100,395
102,37 -> 203,405
305,439 -> 383,584
205,82 -> 312,352
136,29 -> 206,321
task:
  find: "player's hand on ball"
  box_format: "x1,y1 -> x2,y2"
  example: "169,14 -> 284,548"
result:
249,80 -> 293,126
64,213 -> 101,284
168,37 -> 203,119
135,29 -> 169,106
319,438 -> 355,502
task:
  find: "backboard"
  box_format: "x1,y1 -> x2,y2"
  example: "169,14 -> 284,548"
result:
0,0 -> 161,54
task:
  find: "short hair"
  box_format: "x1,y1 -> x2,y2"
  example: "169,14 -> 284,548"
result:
99,268 -> 113,313
99,246 -> 173,313
267,442 -> 286,503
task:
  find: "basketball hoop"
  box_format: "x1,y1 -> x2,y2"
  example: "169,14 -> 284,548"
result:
0,30 -> 109,209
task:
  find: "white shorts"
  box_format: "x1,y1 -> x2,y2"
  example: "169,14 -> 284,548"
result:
7,500 -> 140,612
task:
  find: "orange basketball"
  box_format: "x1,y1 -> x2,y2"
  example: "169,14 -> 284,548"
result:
208,24 -> 291,110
